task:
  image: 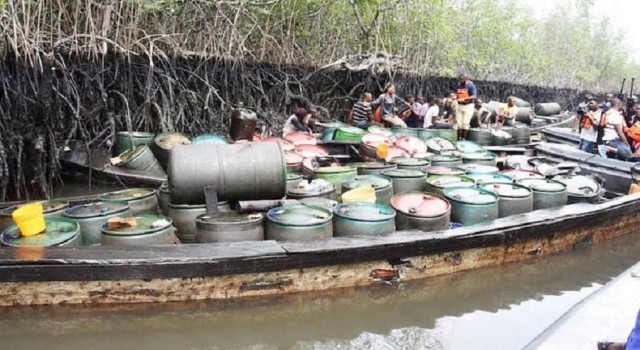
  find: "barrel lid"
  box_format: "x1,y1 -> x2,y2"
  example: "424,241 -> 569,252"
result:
267,205 -> 332,226
118,144 -> 147,160
480,182 -> 532,198
430,154 -> 463,162
314,166 -> 357,175
505,155 -> 536,171
395,136 -> 428,154
516,178 -> 567,192
117,131 -> 155,138
426,175 -> 475,188
385,147 -> 410,161
424,166 -> 465,176
287,181 -> 335,196
192,134 -> 228,145
334,202 -> 395,221
99,188 -> 156,201
467,173 -> 513,184
64,201 -> 130,218
287,173 -> 304,180
337,126 -> 366,135
390,193 -> 450,217
491,129 -> 512,138
343,175 -> 392,191
1,200 -> 69,217
356,162 -> 396,170
552,175 -> 600,197
196,212 -> 263,224
456,140 -> 485,153
389,157 -> 430,166
426,137 -> 456,152
444,187 -> 498,205
367,126 -> 394,137
1,217 -> 78,247
361,133 -> 392,147
460,164 -> 500,174
154,132 -> 191,150
283,132 -> 317,145
381,169 -> 426,178
500,169 -> 544,180
299,198 -> 339,211
285,152 -> 304,165
412,152 -> 435,160
101,215 -> 172,236
462,152 -> 496,160
294,144 -> 329,158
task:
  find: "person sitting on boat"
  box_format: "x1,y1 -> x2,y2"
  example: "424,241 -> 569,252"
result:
455,74 -> 477,140
306,107 -> 332,134
423,96 -> 440,129
472,99 -> 490,128
402,95 -> 420,128
283,107 -> 312,134
348,92 -> 374,129
371,84 -> 409,128
492,96 -> 518,128
432,98 -> 455,129
414,95 -> 428,124
578,98 -> 602,154
597,98 -> 634,160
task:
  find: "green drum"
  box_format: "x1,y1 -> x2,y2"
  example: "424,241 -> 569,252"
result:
287,181 -> 337,201
466,173 -> 513,185
390,192 -> 451,232
101,214 -> 175,246
417,128 -> 438,141
382,169 -> 426,194
322,120 -> 346,141
436,129 -> 457,144
389,157 -> 430,171
334,126 -> 365,142
429,154 -> 463,168
443,187 -> 499,226
516,178 -> 568,210
115,131 -> 155,156
341,175 -> 394,205
117,145 -> 165,173
195,212 -> 264,243
192,134 -> 228,145
479,182 -> 533,218
467,128 -> 492,146
299,198 -> 339,212
462,152 -> 497,166
1,217 -> 81,247
169,203 -> 206,243
312,166 -> 357,196
99,188 -> 159,216
425,175 -> 475,196
266,205 -> 333,241
0,200 -> 69,233
152,132 -> 192,168
158,182 -> 171,215
355,162 -> 397,176
392,127 -> 419,138
333,202 -> 396,237
63,201 -> 132,246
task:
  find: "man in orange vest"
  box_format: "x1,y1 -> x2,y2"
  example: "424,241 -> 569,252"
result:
455,73 -> 477,140
578,98 -> 601,153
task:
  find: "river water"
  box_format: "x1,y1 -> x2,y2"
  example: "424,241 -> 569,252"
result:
1,229 -> 639,350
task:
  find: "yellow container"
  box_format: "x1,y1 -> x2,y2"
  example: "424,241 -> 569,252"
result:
377,144 -> 389,160
341,188 -> 376,203
12,203 -> 46,237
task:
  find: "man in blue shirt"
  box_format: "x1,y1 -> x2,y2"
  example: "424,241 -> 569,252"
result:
455,73 -> 477,140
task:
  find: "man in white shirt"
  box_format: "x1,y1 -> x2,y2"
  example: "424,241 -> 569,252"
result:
599,98 -> 633,160
423,96 -> 440,128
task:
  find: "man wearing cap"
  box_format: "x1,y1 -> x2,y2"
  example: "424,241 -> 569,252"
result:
283,107 -> 311,134
455,73 -> 477,140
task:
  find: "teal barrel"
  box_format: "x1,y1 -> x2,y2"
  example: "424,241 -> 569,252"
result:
266,205 -> 333,241
552,174 -> 602,204
287,181 -> 337,201
425,175 -> 475,196
395,136 -> 428,155
467,128 -> 492,146
192,134 -> 228,145
479,182 -> 533,218
312,166 -> 358,196
389,157 -> 431,171
333,202 -> 396,237
168,202 -> 233,243
424,166 -> 465,176
299,197 -> 339,212
425,137 -> 456,153
467,173 -> 513,185
322,120 -> 346,141
367,125 -> 394,138
390,192 -> 451,232
286,173 -> 304,192
99,188 -> 159,216
429,154 -> 463,168
152,132 -> 192,168
117,145 -> 165,174
101,214 -> 175,246
115,131 -> 155,156
462,152 -> 497,166
1,217 -> 81,247
0,200 -> 69,233
456,140 -> 485,154
516,178 -> 568,210
392,127 -> 419,138
158,182 -> 171,215
334,126 -> 365,142
359,133 -> 393,160
355,162 -> 397,176
459,164 -> 499,175
195,212 -> 264,243
500,169 -> 544,181
63,201 -> 132,246
435,129 -> 457,144
341,175 -> 394,205
382,169 -> 426,194
443,187 -> 499,226
417,128 -> 438,141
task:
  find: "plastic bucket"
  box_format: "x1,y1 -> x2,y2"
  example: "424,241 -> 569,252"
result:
12,203 -> 46,236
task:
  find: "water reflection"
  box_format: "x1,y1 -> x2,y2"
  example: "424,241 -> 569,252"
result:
1,233 -> 640,350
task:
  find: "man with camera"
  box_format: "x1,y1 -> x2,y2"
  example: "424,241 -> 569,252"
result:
577,96 -> 601,153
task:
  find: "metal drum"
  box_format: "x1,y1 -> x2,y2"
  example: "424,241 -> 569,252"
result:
392,127 -> 419,138
1,200 -> 69,233
99,188 -> 159,216
356,162 -> 397,176
382,169 -> 426,194
63,201 -> 131,246
425,175 -> 475,196
443,187 -> 499,226
491,129 -> 512,146
293,144 -> 329,159
553,174 -> 602,204
333,202 -> 396,237
479,182 -> 533,218
515,107 -> 533,124
504,155 -> 537,171
195,212 -> 264,243
500,169 -> 544,181
313,166 -> 357,196
511,123 -> 531,144
456,140 -> 485,154
266,205 -> 333,241
115,131 -> 155,155
516,178 -> 568,210
467,128 -> 492,146
192,134 -> 228,145
322,121 -> 346,141
152,132 -> 191,168
168,201 -> 231,243
360,133 -> 392,160
435,129 -> 457,144
169,142 -> 286,204
425,137 -> 456,153
299,197 -> 339,212
467,173 -> 513,185
534,102 -> 562,116
287,181 -> 337,201
459,164 -> 499,175
1,217 -> 81,247
383,146 -> 410,161
285,152 -> 304,173
367,125 -> 394,137
395,136 -> 428,156
101,215 -> 175,246
390,192 -> 451,232
117,145 -> 165,173
158,182 -> 171,215
284,131 -> 317,145
389,157 -> 430,171
334,126 -> 365,142
462,152 -> 497,166
342,175 -> 394,205
429,154 -> 463,168
230,107 -> 258,141
424,166 -> 465,176
287,173 -> 304,192
417,128 -> 438,141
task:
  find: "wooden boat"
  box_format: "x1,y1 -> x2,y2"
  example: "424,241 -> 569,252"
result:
541,127 -> 580,146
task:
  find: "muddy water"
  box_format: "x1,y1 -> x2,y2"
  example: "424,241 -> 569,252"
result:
1,232 -> 639,350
